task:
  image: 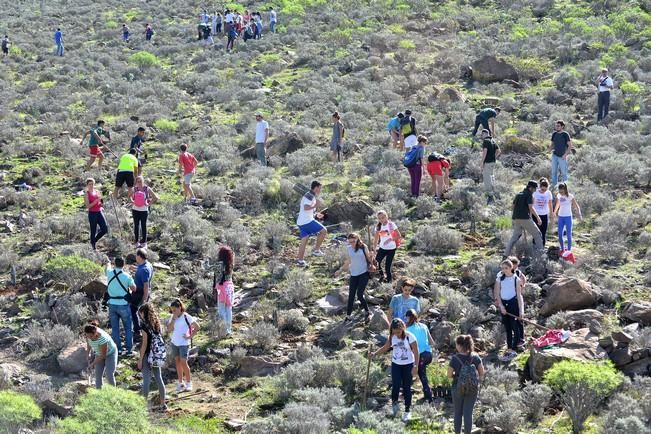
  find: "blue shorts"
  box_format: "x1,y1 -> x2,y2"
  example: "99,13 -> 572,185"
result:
171,344 -> 189,360
298,220 -> 325,239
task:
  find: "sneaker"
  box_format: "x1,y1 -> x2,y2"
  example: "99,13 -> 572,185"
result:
157,404 -> 169,413
312,250 -> 325,257
391,402 -> 399,418
185,382 -> 193,392
402,411 -> 411,422
296,260 -> 307,267
175,383 -> 186,393
140,243 -> 147,249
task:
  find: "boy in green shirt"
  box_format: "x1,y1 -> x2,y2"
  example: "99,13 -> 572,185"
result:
114,149 -> 139,200
80,120 -> 111,171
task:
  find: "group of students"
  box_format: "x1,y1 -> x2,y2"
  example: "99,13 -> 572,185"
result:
197,8 -> 277,50
121,23 -> 155,42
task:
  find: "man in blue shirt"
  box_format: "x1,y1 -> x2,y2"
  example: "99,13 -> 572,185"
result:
130,127 -> 146,176
387,112 -> 404,149
104,256 -> 136,356
131,248 -> 153,341
54,28 -> 64,56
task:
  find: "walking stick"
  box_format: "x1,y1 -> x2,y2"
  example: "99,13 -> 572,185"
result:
362,344 -> 372,410
110,196 -> 125,239
505,312 -> 552,332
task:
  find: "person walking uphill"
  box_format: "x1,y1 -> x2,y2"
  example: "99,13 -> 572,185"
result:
81,120 -> 110,171
406,309 -> 436,403
399,109 -> 417,150
503,180 -> 543,257
532,178 -> 553,246
596,68 -> 614,121
114,149 -> 139,200
54,28 -> 64,56
550,120 -> 572,188
330,112 -> 345,162
132,176 -> 159,249
335,233 -> 374,322
448,335 -> 485,434
167,299 -> 199,393
372,318 -> 419,422
130,127 -> 146,177
214,245 -> 235,336
84,178 -> 108,250
2,35 -> 10,57
254,113 -> 269,166
554,182 -> 582,253
480,129 -> 500,204
131,248 -> 153,341
387,113 -> 404,149
404,135 -> 426,197
374,210 -> 400,283
137,303 -> 167,412
494,259 -> 525,359
178,144 -> 198,204
388,278 -> 421,323
471,107 -> 500,138
84,323 -> 118,389
103,255 -> 136,357
296,181 -> 328,267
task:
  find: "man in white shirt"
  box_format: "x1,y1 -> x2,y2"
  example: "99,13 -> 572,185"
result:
224,10 -> 235,34
254,113 -> 269,166
296,181 -> 327,267
596,68 -> 614,121
269,8 -> 277,33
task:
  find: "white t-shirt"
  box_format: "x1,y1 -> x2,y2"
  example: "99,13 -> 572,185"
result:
533,189 -> 552,216
377,221 -> 398,250
255,120 -> 269,143
169,313 -> 197,347
270,10 -> 277,22
497,274 -> 518,300
296,194 -> 316,226
391,332 -> 417,365
557,193 -> 574,217
225,13 -> 234,23
598,75 -> 614,92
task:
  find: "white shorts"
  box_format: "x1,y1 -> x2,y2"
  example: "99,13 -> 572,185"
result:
404,135 -> 418,149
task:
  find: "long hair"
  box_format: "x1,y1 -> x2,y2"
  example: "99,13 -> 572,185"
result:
170,298 -> 185,312
218,245 -> 234,275
138,303 -> 161,333
390,318 -> 407,340
347,233 -> 365,253
456,334 -> 474,353
405,309 -> 418,327
376,210 -> 388,232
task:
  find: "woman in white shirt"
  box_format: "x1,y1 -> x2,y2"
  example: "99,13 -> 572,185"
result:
553,182 -> 582,252
166,299 -> 199,393
494,259 -> 524,359
532,177 -> 553,246
374,210 -> 401,283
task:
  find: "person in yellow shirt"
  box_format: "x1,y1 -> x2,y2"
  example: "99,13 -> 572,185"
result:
114,149 -> 139,200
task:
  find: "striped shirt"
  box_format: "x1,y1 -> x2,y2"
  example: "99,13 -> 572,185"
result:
88,329 -> 117,356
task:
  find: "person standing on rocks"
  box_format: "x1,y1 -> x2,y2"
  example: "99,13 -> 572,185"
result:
494,259 -> 524,360
550,120 -> 572,189
372,318 -> 419,423
80,120 -> 110,172
254,113 -> 269,166
84,323 -> 118,389
532,177 -> 553,246
132,248 -> 154,342
214,245 -> 235,336
104,255 -> 136,357
296,181 -> 327,267
84,178 -> 109,251
54,28 -> 64,56
406,309 -> 436,403
387,112 -> 403,149
330,112 -> 345,162
399,109 -> 417,150
388,278 -> 421,323
178,144 -> 198,204
374,210 -> 400,283
503,180 -> 543,257
167,298 -> 199,393
596,68 -> 614,122
131,176 -> 159,249
336,233 -> 373,322
480,129 -> 500,205
447,335 -> 485,434
137,303 -> 167,412
471,106 -> 500,138
553,182 -> 582,253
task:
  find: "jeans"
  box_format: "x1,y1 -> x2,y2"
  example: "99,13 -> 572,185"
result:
218,303 -> 233,334
504,219 -> 543,257
255,142 -> 267,166
534,214 -> 548,246
482,162 -> 495,198
56,42 -> 64,56
408,163 -> 422,197
347,272 -> 370,315
130,291 -> 146,339
270,21 -> 276,33
142,360 -> 166,403
472,116 -> 489,136
216,23 -> 222,33
109,304 -> 133,353
226,36 -> 235,50
375,248 -> 396,282
132,210 -> 148,244
88,211 -> 108,250
551,154 -> 569,187
452,386 -> 478,434
501,297 -> 522,350
95,351 -> 117,389
558,215 -> 573,251
597,91 -> 610,121
391,362 -> 413,412
418,351 -> 433,401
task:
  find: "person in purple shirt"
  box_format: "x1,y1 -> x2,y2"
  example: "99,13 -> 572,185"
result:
131,248 -> 153,342
54,28 -> 64,56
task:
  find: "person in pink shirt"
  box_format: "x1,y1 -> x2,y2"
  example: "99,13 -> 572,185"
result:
177,144 -> 198,204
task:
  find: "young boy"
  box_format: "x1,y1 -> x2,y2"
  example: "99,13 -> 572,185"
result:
177,144 -> 198,204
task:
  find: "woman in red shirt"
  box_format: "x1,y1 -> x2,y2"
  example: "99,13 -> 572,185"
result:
426,153 -> 450,202
84,178 -> 108,250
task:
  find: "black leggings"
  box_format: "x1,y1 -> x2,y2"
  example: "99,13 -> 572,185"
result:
132,210 -> 148,244
375,248 -> 396,282
88,211 -> 108,249
347,272 -> 369,315
501,297 -> 522,350
535,214 -> 548,246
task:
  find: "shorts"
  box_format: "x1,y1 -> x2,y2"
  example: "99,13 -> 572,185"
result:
298,220 -> 325,239
115,171 -> 135,188
183,173 -> 193,185
89,146 -> 104,157
404,135 -> 417,149
170,344 -> 189,360
427,162 -> 443,177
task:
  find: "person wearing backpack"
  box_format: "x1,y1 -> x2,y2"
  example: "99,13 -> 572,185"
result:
131,176 -> 159,249
447,335 -> 485,434
1,35 -> 9,57
214,245 -> 235,336
427,151 -> 451,202
553,182 -> 582,254
405,135 -> 426,197
595,68 -> 614,121
144,23 -> 154,41
387,112 -> 404,149
399,109 -> 417,150
480,129 -> 500,205
137,303 -> 167,412
132,248 -> 154,342
330,112 -> 345,162
130,127 -> 146,176
406,309 -> 436,403
103,256 -> 136,357
471,107 -> 500,138
372,318 -> 419,422
335,233 -> 374,322
374,210 -> 400,283
494,259 -> 524,359
167,299 -> 199,393
84,178 -> 108,251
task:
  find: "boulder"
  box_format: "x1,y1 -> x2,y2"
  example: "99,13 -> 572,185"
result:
539,278 -> 600,316
564,309 -> 604,326
318,320 -> 354,347
238,356 -> 286,378
529,328 -> 605,382
57,341 -> 88,374
621,357 -> 651,376
500,136 -> 547,154
42,399 -> 71,417
621,301 -> 651,325
438,87 -> 465,103
430,321 -> 454,350
316,288 -> 347,315
325,200 -> 375,228
471,55 -> 520,83
268,132 -> 305,157
368,309 -> 390,333
612,331 -> 633,344
81,276 -> 107,300
609,348 -> 632,367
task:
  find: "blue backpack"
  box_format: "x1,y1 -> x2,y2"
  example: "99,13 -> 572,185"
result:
403,146 -> 421,168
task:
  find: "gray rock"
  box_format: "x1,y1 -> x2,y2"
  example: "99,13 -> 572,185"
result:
56,341 -> 88,374
623,323 -> 640,334
610,348 -> 632,366
564,309 -> 604,325
598,336 -> 614,350
268,132 -> 305,157
0,363 -> 22,388
238,356 -> 287,377
471,55 -> 520,83
316,288 -> 347,315
612,331 -> 633,344
42,399 -> 71,417
368,309 -> 390,333
431,321 -> 454,350
539,278 -> 600,316
325,200 -> 375,228
621,301 -> 651,325
81,276 -> 107,301
621,357 -> 651,376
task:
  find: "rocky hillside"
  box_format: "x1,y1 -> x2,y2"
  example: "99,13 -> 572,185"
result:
0,0 -> 650,433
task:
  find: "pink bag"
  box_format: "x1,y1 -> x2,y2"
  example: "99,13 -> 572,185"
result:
533,330 -> 564,348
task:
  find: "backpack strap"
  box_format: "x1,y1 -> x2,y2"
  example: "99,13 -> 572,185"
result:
183,314 -> 194,347
107,270 -> 130,299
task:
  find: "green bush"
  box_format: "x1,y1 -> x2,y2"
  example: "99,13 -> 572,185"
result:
57,386 -> 149,434
44,255 -> 102,291
0,391 -> 42,433
129,51 -> 161,69
153,118 -> 179,133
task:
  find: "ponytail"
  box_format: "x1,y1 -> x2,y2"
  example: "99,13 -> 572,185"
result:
455,334 -> 474,353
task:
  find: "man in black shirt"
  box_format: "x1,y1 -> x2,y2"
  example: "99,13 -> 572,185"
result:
504,181 -> 543,257
480,129 -> 500,204
130,127 -> 146,176
550,120 -> 572,188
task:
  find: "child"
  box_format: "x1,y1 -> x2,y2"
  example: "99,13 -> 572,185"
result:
426,152 -> 451,202
177,144 -> 198,203
214,246 -> 235,336
166,299 -> 199,393
494,260 -> 524,360
507,256 -> 527,348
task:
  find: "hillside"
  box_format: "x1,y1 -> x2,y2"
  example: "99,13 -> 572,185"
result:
0,0 -> 650,433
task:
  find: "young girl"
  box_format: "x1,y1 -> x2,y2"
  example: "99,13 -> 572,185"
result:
167,299 -> 199,393
507,256 -> 527,348
131,176 -> 159,249
426,153 -> 450,202
214,245 -> 235,335
84,178 -> 108,250
84,323 -> 118,389
554,182 -> 582,252
372,318 -> 419,422
407,135 -> 427,198
532,178 -> 553,246
447,335 -> 485,434
137,303 -> 167,412
494,260 -> 524,359
336,233 -> 373,322
406,309 -> 436,403
374,210 -> 401,283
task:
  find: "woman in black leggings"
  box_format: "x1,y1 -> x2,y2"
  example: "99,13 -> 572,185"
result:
131,176 -> 159,249
374,210 -> 401,283
84,178 -> 108,250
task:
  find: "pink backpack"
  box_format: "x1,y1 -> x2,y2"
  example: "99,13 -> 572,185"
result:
133,187 -> 148,207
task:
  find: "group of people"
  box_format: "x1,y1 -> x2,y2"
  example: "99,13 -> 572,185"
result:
196,8 -> 277,50
121,23 -> 155,43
